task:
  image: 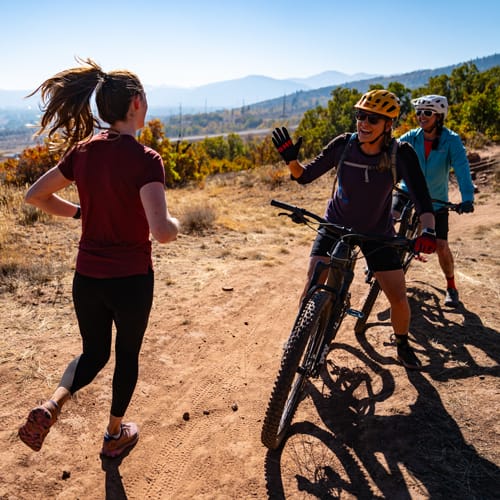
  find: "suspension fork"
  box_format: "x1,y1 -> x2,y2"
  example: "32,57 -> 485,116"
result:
323,243 -> 356,337
300,260 -> 334,308
313,264 -> 356,370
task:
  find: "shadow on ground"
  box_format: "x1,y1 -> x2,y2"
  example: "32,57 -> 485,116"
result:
264,286 -> 500,498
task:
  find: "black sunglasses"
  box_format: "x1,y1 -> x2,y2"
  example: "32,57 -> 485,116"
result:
416,109 -> 435,117
355,111 -> 384,125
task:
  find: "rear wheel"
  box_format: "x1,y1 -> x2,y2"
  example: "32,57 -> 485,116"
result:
261,290 -> 332,450
354,280 -> 381,335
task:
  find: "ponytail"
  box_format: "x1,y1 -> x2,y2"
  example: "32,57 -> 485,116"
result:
432,116 -> 445,150
28,57 -> 103,150
28,57 -> 144,151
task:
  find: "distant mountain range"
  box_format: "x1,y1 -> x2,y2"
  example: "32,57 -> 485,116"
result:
1,53 -> 498,117
145,70 -> 377,113
0,69 -> 376,112
249,53 -> 500,115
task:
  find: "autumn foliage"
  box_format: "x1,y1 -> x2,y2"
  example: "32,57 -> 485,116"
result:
1,63 -> 498,188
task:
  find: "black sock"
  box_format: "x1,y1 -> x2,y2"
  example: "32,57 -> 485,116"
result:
395,334 -> 408,346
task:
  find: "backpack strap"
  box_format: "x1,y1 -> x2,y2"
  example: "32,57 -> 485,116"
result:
390,138 -> 398,186
331,133 -> 356,198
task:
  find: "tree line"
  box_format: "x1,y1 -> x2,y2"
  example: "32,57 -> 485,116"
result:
1,63 -> 498,188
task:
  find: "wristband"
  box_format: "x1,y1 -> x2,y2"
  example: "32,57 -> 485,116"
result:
422,227 -> 435,236
73,206 -> 81,219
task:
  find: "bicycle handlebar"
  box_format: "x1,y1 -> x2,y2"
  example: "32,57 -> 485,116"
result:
271,199 -> 410,249
393,186 -> 461,212
270,199 -> 325,224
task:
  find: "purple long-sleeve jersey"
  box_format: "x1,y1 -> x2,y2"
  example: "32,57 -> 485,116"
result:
294,133 -> 434,236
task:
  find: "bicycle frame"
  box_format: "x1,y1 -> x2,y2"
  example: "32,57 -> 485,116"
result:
301,240 -> 356,318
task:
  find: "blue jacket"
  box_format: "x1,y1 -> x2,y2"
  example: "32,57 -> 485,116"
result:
399,127 -> 474,209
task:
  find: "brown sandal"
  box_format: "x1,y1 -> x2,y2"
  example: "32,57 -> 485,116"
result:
18,400 -> 59,451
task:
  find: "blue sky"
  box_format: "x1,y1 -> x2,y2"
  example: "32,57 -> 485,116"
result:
2,0 -> 499,91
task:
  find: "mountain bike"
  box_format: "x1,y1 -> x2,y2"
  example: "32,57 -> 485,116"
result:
261,199 -> 414,450
353,187 -> 461,335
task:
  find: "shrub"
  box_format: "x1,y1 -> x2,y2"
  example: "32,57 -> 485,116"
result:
180,202 -> 217,234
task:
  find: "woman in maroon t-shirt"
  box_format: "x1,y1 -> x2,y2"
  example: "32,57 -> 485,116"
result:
18,58 -> 179,459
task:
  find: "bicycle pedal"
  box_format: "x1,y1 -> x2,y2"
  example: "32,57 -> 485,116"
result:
347,308 -> 364,319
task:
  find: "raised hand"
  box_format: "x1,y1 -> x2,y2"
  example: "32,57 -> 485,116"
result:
272,127 -> 303,164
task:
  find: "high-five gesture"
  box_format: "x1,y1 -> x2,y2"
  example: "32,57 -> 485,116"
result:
272,127 -> 302,164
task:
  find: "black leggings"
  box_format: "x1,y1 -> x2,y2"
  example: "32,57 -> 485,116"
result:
60,270 -> 154,417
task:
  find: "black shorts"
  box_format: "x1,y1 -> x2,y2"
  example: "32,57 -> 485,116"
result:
434,209 -> 449,240
310,227 -> 402,272
392,192 -> 448,240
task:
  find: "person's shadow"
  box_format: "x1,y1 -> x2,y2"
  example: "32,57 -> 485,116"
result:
100,442 -> 138,500
356,282 -> 500,381
264,285 -> 500,498
405,283 -> 500,381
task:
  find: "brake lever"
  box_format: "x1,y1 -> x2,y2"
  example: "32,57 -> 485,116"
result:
278,211 -> 307,224
290,212 -> 307,224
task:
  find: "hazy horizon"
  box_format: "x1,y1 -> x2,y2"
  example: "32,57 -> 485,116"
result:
2,0 -> 499,91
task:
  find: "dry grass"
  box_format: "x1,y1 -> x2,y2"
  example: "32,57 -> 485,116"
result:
1,148 -> 499,499
180,202 -> 217,234
0,184 -> 79,295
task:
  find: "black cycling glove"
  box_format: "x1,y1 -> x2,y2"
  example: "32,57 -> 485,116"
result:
272,127 -> 302,164
456,200 -> 474,214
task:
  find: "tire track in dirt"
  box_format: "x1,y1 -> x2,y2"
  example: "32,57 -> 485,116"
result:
124,245 -> 308,498
3,158 -> 498,498
129,379 -> 225,498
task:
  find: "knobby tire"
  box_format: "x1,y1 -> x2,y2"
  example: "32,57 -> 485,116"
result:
261,290 -> 331,450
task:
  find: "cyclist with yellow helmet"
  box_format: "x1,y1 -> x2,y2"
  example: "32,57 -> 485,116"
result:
272,89 -> 435,369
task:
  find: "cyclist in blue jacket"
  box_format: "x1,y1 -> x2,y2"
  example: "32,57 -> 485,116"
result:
398,95 -> 475,307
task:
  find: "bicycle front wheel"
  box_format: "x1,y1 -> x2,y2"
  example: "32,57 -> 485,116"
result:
354,280 -> 381,335
261,290 -> 332,450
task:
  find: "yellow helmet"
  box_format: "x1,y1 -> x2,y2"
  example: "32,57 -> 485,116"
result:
355,90 -> 400,119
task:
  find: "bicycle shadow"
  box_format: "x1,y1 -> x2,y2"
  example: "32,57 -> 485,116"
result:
100,442 -> 138,500
264,291 -> 500,498
264,344 -> 399,499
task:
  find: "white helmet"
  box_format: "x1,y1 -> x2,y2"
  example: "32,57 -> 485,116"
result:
411,95 -> 448,118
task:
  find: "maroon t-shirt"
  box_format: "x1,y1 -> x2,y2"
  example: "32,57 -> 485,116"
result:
58,131 -> 165,278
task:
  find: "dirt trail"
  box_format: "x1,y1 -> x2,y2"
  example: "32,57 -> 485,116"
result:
0,147 -> 499,499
